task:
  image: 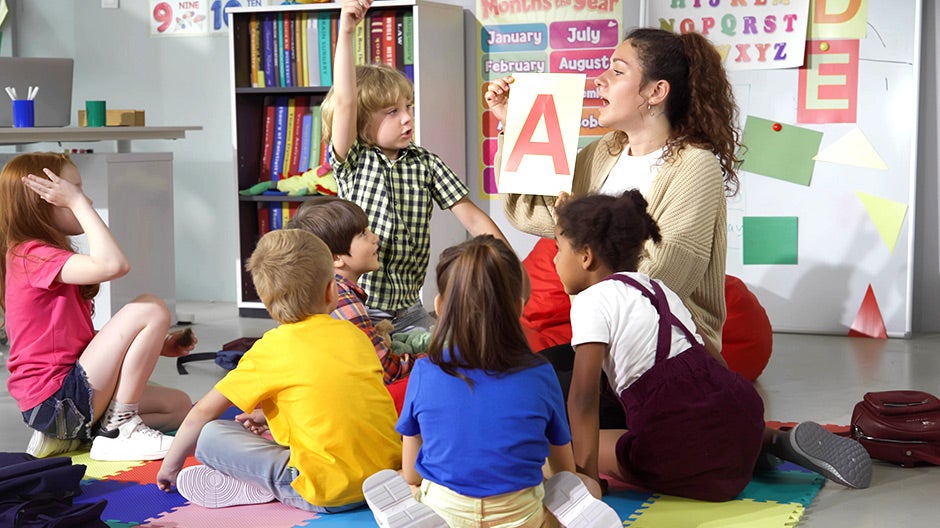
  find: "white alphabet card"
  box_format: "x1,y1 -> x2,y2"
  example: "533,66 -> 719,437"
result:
498,73 -> 585,196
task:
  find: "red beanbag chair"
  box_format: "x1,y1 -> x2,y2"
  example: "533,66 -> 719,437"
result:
520,238 -> 572,352
722,275 -> 773,382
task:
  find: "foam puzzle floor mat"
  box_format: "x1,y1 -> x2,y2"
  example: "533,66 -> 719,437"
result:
66,455 -> 823,527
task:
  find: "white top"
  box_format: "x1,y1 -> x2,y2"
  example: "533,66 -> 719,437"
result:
570,272 -> 703,395
598,145 -> 665,197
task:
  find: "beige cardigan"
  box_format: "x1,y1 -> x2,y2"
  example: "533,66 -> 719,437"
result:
499,132 -> 727,353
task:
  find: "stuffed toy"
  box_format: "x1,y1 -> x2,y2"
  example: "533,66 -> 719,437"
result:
374,319 -> 431,357
239,164 -> 338,197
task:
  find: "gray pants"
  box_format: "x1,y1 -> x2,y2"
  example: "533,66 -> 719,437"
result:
195,419 -> 364,513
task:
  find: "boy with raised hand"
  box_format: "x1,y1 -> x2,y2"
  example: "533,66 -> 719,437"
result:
156,229 -> 401,512
322,0 -> 509,334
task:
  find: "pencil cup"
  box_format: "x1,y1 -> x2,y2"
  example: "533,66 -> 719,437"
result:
85,100 -> 106,127
12,99 -> 35,128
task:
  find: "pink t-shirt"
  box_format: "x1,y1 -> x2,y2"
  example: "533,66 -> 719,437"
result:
5,240 -> 94,411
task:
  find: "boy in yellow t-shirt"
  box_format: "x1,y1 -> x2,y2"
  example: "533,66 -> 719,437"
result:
156,229 -> 401,512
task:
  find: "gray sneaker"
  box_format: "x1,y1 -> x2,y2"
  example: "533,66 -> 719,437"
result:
777,421 -> 873,489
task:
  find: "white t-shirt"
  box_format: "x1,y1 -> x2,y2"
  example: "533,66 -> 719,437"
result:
569,272 -> 703,395
598,145 -> 665,197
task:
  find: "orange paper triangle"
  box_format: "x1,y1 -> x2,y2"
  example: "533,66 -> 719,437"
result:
848,285 -> 887,339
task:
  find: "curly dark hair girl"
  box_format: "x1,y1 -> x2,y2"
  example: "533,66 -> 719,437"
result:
555,190 -> 662,273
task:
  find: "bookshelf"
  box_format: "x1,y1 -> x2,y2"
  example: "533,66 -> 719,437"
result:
227,0 -> 466,317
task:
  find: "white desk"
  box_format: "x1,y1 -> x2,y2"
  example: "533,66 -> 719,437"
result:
0,126 -> 201,153
0,126 -> 201,327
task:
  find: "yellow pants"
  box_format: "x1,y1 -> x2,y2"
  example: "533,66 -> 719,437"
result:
418,479 -> 560,528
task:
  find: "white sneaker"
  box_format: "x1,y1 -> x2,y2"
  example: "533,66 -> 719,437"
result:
26,428 -> 81,458
177,465 -> 275,508
544,472 -> 622,528
89,414 -> 173,461
362,469 -> 447,528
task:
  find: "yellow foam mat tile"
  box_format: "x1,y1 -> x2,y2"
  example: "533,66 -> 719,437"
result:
625,495 -> 804,528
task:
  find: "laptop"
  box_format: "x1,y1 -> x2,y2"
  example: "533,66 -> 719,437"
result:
0,57 -> 74,127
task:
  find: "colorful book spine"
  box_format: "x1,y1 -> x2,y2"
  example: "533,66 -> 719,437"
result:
403,11 -> 414,82
382,12 -> 396,68
282,97 -> 297,178
259,97 -> 277,181
283,15 -> 293,88
249,13 -> 262,87
355,18 -> 367,65
258,204 -> 271,236
271,96 -> 290,181
369,14 -> 383,64
310,104 -> 323,171
330,15 -> 339,65
276,13 -> 286,87
288,96 -> 308,176
395,12 -> 404,72
317,13 -> 332,86
298,13 -> 308,87
262,15 -> 276,87
306,16 -> 320,86
270,203 -> 283,230
298,110 -> 313,173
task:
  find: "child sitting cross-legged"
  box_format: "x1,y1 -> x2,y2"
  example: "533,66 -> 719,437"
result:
287,196 -> 422,385
362,236 -> 621,528
156,229 -> 401,512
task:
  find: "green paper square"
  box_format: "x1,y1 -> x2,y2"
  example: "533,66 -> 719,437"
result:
743,216 -> 798,265
740,116 -> 823,186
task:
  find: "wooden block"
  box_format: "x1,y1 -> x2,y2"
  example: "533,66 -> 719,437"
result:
78,109 -> 146,127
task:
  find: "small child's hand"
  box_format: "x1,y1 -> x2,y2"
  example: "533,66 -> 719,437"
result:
235,409 -> 269,436
162,328 -> 197,357
22,168 -> 88,210
483,76 -> 515,125
156,463 -> 179,492
340,0 -> 371,27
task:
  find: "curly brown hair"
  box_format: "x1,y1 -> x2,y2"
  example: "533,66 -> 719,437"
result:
606,28 -> 742,196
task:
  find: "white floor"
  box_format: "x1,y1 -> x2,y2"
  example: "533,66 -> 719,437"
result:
2,301 -> 939,527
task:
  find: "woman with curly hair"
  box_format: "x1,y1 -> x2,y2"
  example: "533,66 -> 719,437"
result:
486,27 -> 739,359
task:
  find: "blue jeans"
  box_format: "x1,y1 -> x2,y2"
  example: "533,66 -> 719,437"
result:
368,301 -> 433,334
194,420 -> 364,513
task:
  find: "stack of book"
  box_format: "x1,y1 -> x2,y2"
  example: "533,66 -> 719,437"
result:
247,9 -> 415,88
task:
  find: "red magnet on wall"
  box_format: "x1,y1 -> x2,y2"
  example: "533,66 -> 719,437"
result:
772,123 -> 782,132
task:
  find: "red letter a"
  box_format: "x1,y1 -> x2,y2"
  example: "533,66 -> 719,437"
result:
505,94 -> 570,175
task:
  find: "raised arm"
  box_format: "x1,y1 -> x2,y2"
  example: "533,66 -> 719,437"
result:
330,0 -> 371,161
22,168 -> 129,285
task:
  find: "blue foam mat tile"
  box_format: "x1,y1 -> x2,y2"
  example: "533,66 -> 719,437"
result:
77,479 -> 188,524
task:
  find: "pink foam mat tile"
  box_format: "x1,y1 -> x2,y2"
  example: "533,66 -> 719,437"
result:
141,501 -> 319,527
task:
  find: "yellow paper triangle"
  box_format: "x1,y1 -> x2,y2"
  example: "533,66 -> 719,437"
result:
856,191 -> 908,253
814,127 -> 887,169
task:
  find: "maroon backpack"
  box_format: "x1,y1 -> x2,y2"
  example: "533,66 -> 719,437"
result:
851,390 -> 940,467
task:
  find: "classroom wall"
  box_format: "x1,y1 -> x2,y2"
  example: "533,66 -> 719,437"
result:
8,1 -> 940,334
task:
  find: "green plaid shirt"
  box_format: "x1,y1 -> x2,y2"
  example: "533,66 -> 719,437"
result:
332,141 -> 468,312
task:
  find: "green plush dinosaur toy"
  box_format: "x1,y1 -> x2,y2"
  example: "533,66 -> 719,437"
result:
239,164 -> 338,197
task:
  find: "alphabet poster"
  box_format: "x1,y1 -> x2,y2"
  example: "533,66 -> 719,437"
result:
475,0 -> 623,197
498,73 -> 585,196
642,0 -> 811,71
